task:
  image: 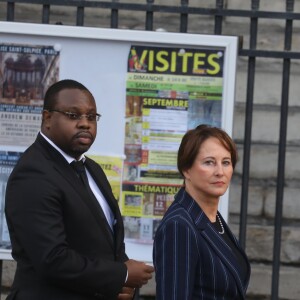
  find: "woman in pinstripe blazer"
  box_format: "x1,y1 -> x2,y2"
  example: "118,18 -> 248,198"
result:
153,125 -> 251,300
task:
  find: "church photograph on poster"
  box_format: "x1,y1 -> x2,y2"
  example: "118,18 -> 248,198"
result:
0,43 -> 60,147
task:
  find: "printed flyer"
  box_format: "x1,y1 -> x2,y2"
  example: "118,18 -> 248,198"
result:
0,151 -> 23,251
87,154 -> 123,202
122,183 -> 180,243
0,43 -> 60,147
123,45 -> 225,243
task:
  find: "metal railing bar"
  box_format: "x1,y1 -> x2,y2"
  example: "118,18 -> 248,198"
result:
76,5 -> 84,26
1,0 -> 300,20
6,1 -> 14,21
42,4 -> 50,24
110,0 -> 119,28
271,2 -> 294,298
214,0 -> 224,35
271,55 -> 290,300
145,0 -> 154,31
180,0 -> 188,33
239,49 -> 300,59
239,0 -> 259,249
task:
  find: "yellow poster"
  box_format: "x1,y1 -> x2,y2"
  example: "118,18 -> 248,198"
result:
87,155 -> 123,202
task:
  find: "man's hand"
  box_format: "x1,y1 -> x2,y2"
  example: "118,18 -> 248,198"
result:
117,287 -> 135,300
124,259 -> 155,288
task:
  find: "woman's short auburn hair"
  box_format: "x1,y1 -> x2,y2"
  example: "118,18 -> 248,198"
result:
177,124 -> 238,177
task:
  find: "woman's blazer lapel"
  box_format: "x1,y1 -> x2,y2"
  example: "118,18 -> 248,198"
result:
199,217 -> 249,298
177,189 -> 249,299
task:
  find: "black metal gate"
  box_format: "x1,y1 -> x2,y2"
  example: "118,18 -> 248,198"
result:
1,1 -> 299,299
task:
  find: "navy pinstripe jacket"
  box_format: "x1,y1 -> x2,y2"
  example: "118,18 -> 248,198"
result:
153,188 -> 251,300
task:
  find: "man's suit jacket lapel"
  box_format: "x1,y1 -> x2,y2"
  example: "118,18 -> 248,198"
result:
84,158 -> 119,216
84,158 -> 124,250
35,134 -> 115,249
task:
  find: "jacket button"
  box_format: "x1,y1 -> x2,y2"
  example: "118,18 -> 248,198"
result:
94,292 -> 104,298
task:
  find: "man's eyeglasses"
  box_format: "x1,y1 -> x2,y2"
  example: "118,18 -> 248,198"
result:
47,109 -> 101,122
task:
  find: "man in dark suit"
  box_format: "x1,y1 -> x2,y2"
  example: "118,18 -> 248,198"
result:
5,79 -> 154,300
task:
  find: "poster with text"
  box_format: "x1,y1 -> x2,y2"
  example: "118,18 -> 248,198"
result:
0,151 -> 23,253
122,183 -> 180,243
87,154 -> 123,202
123,45 -> 225,244
0,43 -> 60,147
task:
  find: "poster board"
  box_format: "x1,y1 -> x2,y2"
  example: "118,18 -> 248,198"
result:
0,21 -> 238,261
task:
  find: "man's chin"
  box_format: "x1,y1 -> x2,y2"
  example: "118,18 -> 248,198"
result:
72,145 -> 92,156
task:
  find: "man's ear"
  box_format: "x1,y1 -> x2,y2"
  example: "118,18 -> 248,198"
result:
42,110 -> 51,129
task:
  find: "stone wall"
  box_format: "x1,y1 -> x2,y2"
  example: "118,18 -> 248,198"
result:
0,1 -> 299,299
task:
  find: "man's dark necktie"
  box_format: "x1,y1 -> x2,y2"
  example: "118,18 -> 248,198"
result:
70,160 -> 114,237
71,160 -> 93,192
